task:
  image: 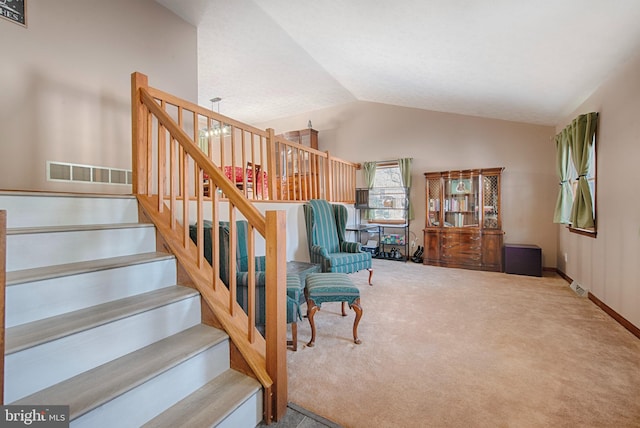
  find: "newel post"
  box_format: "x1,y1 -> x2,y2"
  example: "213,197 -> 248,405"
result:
131,72 -> 149,195
264,210 -> 287,421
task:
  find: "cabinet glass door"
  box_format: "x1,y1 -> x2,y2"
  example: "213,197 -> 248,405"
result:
443,176 -> 480,227
426,177 -> 441,227
482,175 -> 500,229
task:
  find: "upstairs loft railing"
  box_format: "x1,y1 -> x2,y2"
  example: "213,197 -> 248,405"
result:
131,72 -> 287,422
151,83 -> 359,204
269,138 -> 359,203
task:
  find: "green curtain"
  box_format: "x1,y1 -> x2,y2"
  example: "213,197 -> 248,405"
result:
398,157 -> 413,220
569,112 -> 598,228
363,162 -> 376,188
362,162 -> 377,219
553,128 -> 573,224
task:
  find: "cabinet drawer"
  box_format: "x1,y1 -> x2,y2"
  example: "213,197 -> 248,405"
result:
440,232 -> 481,265
441,243 -> 481,263
442,249 -> 482,264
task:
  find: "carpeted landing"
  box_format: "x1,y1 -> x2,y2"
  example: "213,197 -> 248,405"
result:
285,259 -> 640,428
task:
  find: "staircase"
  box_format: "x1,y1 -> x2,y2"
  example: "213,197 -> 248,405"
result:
2,192 -> 263,427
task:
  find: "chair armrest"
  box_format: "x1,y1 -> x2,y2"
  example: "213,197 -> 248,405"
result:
341,241 -> 362,253
310,245 -> 330,258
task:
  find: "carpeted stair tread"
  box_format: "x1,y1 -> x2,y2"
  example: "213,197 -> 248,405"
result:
12,324 -> 229,421
5,285 -> 198,354
7,222 -> 155,235
6,252 -> 175,286
142,369 -> 261,428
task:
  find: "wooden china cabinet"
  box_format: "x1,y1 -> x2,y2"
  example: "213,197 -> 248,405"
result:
423,168 -> 504,272
282,128 -> 318,149
277,128 -> 319,200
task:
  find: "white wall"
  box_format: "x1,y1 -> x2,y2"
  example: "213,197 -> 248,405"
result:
0,0 -> 197,193
555,51 -> 640,329
258,101 -> 557,267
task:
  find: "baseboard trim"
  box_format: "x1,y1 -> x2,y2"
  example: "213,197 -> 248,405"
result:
588,292 -> 640,340
555,268 -> 639,340
555,269 -> 572,284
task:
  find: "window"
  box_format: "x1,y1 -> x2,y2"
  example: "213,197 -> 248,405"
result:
373,162 -> 403,188
370,162 -> 406,223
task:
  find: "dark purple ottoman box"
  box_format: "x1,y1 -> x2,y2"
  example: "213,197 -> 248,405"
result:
503,244 -> 542,277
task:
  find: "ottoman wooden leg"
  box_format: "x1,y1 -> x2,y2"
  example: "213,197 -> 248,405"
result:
367,268 -> 373,285
306,299 -> 319,347
341,301 -> 347,316
350,298 -> 363,345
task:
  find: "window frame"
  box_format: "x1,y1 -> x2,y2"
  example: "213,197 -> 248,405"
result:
369,161 -> 406,224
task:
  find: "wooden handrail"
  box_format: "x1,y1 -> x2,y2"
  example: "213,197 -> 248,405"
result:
132,72 -> 287,422
0,210 -> 5,405
146,86 -> 268,138
139,88 -> 266,234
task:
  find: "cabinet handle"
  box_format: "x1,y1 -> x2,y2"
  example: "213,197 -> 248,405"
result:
471,256 -> 481,261
470,236 -> 481,241
471,246 -> 481,250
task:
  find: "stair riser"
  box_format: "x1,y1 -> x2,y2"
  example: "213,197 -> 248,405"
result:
5,296 -> 201,403
6,259 -> 177,328
217,392 -> 263,428
6,227 -> 156,271
72,342 -> 231,428
0,195 -> 139,228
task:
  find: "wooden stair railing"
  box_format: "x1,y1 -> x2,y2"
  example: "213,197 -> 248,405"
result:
131,73 -> 287,422
128,74 -> 358,204
1,210 -> 6,405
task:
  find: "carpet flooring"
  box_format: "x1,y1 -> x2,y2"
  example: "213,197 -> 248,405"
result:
285,259 -> 640,428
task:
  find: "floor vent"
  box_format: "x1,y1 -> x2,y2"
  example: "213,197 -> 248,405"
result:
570,281 -> 588,297
47,161 -> 132,186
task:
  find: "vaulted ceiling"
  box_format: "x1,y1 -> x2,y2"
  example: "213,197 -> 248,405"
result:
156,0 -> 640,126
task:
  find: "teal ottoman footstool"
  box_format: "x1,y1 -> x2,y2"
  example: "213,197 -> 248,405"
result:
304,272 -> 363,347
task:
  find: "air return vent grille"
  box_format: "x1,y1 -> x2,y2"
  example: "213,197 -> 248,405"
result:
47,161 -> 132,186
569,281 -> 588,297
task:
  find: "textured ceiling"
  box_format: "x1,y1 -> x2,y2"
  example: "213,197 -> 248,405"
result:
156,0 -> 640,126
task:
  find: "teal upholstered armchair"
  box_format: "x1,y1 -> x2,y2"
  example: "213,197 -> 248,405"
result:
189,220 -> 303,350
303,199 -> 373,285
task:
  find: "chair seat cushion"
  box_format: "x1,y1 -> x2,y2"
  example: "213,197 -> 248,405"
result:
324,251 -> 371,273
306,273 -> 360,307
